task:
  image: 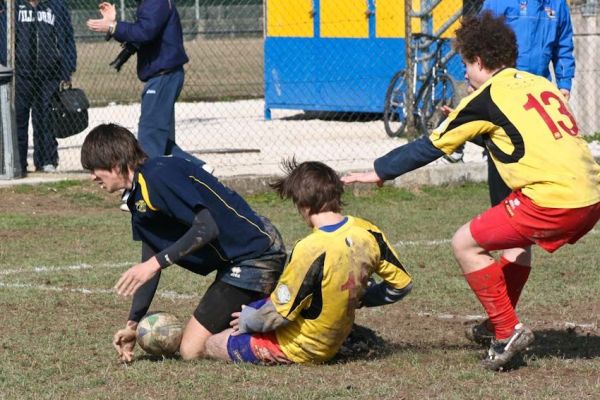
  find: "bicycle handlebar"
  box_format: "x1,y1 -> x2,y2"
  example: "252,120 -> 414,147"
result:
412,33 -> 452,46
412,32 -> 438,41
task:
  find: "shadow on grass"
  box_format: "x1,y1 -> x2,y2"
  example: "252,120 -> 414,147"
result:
330,324 -> 391,364
484,328 -> 600,372
526,328 -> 600,360
135,354 -> 181,362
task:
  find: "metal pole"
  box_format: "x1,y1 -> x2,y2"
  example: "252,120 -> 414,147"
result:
195,0 -> 200,21
404,0 -> 416,141
1,0 -> 21,179
7,0 -> 14,102
120,0 -> 126,22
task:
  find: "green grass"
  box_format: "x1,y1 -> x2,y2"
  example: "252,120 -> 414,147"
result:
75,37 -> 263,106
0,180 -> 599,399
582,132 -> 600,142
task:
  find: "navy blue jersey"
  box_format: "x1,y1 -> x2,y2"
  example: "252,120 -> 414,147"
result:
128,157 -> 274,275
0,0 -> 76,80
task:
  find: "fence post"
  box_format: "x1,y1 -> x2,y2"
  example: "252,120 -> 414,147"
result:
0,0 -> 21,180
0,65 -> 20,179
405,0 -> 416,141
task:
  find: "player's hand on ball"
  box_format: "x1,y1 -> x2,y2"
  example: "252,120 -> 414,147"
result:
341,171 -> 384,187
115,257 -> 161,296
230,307 -> 243,336
113,326 -> 136,362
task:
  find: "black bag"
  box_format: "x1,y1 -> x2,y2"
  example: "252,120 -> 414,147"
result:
49,85 -> 90,138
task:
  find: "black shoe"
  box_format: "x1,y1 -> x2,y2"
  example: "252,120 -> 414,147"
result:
481,323 -> 534,371
465,319 -> 495,346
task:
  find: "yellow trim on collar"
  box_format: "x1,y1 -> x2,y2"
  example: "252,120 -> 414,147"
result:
137,173 -> 158,211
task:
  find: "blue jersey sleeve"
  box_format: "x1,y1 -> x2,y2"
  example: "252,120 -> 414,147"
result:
374,136 -> 445,181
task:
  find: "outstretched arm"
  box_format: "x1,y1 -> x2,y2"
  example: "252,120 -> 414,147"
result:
113,242 -> 159,363
114,208 -> 219,296
342,136 -> 444,185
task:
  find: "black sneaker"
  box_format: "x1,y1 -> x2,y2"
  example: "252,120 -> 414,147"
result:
481,323 -> 534,371
465,319 -> 495,346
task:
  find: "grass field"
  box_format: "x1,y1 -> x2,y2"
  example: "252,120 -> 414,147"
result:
74,37 -> 263,106
0,180 -> 599,399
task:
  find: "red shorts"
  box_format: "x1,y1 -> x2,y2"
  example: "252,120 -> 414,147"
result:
250,331 -> 291,364
470,191 -> 600,253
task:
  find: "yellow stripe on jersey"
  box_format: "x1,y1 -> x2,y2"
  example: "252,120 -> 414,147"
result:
137,172 -> 158,211
188,176 -> 271,239
271,216 -> 412,363
430,68 -> 600,209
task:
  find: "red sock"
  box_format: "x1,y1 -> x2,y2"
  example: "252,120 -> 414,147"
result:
464,261 -> 519,340
499,257 -> 531,308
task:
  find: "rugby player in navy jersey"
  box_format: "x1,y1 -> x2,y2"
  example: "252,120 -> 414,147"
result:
80,124 -> 286,362
343,12 -> 600,370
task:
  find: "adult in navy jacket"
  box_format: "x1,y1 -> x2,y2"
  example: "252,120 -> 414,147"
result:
0,0 -> 76,175
87,0 -> 204,166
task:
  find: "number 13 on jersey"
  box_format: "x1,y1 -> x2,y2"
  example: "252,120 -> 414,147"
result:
523,90 -> 579,139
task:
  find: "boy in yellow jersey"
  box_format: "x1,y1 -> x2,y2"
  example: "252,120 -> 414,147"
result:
342,12 -> 600,371
203,160 -> 413,364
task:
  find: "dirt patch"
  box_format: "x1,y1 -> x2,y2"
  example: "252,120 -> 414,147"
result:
0,180 -> 122,215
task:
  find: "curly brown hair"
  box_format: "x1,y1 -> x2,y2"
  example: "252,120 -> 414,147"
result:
270,158 -> 344,215
454,11 -> 517,70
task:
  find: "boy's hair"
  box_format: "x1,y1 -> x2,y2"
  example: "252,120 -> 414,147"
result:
270,159 -> 344,215
454,11 -> 517,71
81,123 -> 147,178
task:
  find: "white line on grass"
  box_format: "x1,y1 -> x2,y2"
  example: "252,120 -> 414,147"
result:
394,228 -> 598,247
0,281 -> 595,331
0,281 -> 195,300
0,261 -> 134,276
394,239 -> 452,247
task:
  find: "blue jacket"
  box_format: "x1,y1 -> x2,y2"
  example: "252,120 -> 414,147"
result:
113,0 -> 189,82
0,0 -> 76,81
482,0 -> 575,90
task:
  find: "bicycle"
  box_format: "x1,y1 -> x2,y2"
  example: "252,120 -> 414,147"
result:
383,33 -> 461,138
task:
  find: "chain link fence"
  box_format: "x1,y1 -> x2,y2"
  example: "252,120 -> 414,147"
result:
1,0 -> 598,178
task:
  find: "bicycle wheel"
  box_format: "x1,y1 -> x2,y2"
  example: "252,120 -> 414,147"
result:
419,74 -> 458,136
383,71 -> 408,137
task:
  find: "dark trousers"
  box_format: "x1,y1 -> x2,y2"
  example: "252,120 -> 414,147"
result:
15,74 -> 59,172
487,155 -> 512,206
138,67 -> 204,166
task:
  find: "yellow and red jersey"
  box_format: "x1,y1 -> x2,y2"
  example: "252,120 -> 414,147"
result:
270,216 -> 412,363
431,68 -> 600,208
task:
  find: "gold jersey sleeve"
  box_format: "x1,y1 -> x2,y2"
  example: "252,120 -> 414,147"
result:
430,68 -> 600,208
270,216 -> 412,363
